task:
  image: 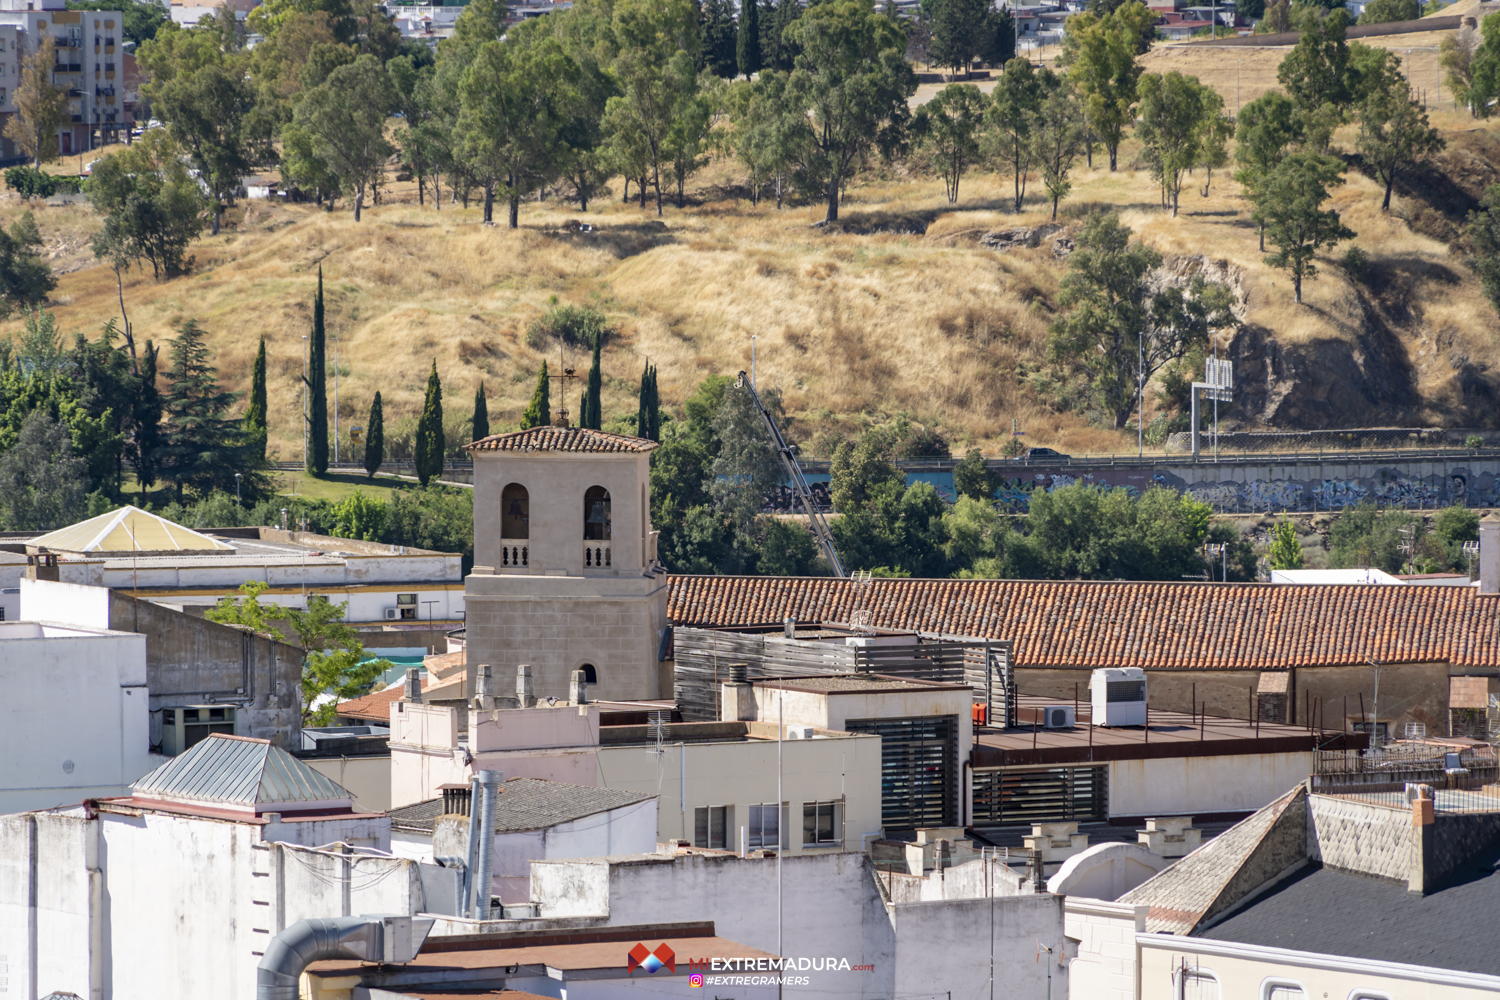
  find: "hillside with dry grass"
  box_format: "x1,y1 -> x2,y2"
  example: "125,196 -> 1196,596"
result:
9,26 -> 1500,462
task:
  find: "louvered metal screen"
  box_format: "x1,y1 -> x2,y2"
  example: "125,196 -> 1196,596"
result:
971,766 -> 1107,827
843,715 -> 957,829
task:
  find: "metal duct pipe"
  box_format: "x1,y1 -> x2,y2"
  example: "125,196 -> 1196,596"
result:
255,915 -> 433,1000
469,769 -> 503,919
460,773 -> 482,915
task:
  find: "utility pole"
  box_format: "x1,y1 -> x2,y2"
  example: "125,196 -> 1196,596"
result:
302,334 -> 309,469
333,335 -> 340,465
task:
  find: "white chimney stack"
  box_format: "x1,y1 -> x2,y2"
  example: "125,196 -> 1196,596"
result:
516,664 -> 535,708
1480,514 -> 1500,596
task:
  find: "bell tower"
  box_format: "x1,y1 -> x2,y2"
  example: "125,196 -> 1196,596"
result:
463,427 -> 667,702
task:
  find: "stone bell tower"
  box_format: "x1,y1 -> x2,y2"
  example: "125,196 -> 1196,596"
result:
462,426 -> 668,702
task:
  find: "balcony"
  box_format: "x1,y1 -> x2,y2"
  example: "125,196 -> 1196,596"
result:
500,544 -> 528,569
583,544 -> 611,569
53,63 -> 82,73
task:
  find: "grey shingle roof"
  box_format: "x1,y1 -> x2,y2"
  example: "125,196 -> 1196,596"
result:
388,777 -> 654,833
1198,845 -> 1500,976
132,733 -> 352,809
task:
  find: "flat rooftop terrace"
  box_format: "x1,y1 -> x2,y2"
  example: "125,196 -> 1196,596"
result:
973,695 -> 1365,768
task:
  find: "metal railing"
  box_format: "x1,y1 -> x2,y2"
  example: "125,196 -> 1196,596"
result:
1313,744 -> 1500,813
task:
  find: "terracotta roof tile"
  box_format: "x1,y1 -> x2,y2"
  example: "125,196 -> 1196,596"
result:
666,576 -> 1500,670
465,426 -> 657,454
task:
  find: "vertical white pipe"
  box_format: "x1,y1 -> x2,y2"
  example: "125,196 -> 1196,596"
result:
777,693 -> 783,958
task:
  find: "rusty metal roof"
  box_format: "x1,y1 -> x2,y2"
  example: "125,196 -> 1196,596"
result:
132,733 -> 352,811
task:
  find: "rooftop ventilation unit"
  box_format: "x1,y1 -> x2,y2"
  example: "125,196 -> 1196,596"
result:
1043,706 -> 1075,729
1091,667 -> 1147,727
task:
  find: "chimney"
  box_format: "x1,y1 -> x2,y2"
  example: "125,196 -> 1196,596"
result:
720,663 -> 755,722
516,664 -> 535,708
1480,513 -> 1500,595
473,663 -> 494,710
25,549 -> 59,582
404,667 -> 423,704
570,668 -> 588,705
783,616 -> 797,639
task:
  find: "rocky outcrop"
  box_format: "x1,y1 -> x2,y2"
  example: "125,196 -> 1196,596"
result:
980,223 -> 1062,251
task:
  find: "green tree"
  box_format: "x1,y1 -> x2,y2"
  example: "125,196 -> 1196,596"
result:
1256,152 -> 1356,303
87,130 -> 207,281
701,0 -> 739,77
522,361 -> 551,429
154,320 -> 245,500
988,59 -> 1043,212
739,0 -> 762,77
1277,7 -> 1358,144
306,267 -> 328,474
68,0 -> 171,45
290,54 -> 394,220
458,34 -> 582,226
1467,183 -> 1500,318
1269,515 -> 1304,569
783,0 -> 917,223
471,383 -> 490,443
363,390 -> 384,478
726,70 -> 808,207
132,341 -> 163,496
1061,2 -> 1152,171
580,334 -> 603,430
829,434 -> 904,512
1030,212 -> 1230,429
5,35 -> 67,166
151,59 -> 268,234
1031,73 -> 1088,219
0,211 -> 55,318
1357,0 -> 1419,24
414,361 -> 444,486
1327,501 -> 1415,573
1135,70 -> 1222,216
1234,91 -> 1304,250
610,0 -> 702,216
762,0 -> 802,72
952,447 -> 994,501
245,338 -> 268,462
637,362 -> 660,441
928,0 -> 989,79
1355,71 -> 1445,211
205,580 -> 285,639
0,410 -> 87,530
1442,14 -> 1500,118
294,597 -> 388,724
913,83 -> 985,203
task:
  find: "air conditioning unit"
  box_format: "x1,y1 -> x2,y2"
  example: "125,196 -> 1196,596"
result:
786,726 -> 815,740
1091,667 -> 1148,727
384,607 -> 400,620
1043,706 -> 1075,729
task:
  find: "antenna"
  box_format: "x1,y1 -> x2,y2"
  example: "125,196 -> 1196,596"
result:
848,570 -> 873,632
547,345 -> 581,428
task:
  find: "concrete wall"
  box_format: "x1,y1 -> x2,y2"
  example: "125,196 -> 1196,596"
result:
889,891 -> 1068,1000
0,807 -> 430,1000
1138,934 -> 1500,999
465,447 -> 667,703
0,622 -> 151,813
1107,752 -> 1317,820
22,579 -> 305,751
299,754 -> 392,813
1066,898 -> 1147,1000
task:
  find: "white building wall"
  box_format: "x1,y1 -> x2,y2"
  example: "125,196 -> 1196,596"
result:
1107,752 -> 1317,819
889,891 -> 1069,1000
0,622 -> 151,813
1065,897 -> 1147,1000
19,578 -> 112,627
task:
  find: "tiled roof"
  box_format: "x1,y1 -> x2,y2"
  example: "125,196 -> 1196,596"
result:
132,733 -> 351,811
666,576 -> 1500,670
387,777 -> 654,833
465,426 -> 657,454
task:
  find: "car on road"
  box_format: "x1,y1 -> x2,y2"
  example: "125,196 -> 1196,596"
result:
1012,447 -> 1070,462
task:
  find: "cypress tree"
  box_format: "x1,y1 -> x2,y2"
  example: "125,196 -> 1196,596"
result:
738,0 -> 761,78
307,266 -> 328,474
471,384 -> 489,442
521,361 -> 550,429
414,361 -> 444,486
636,362 -> 661,441
363,391 -> 384,479
647,365 -> 661,441
245,338 -> 268,462
581,335 -> 602,430
132,340 -> 162,499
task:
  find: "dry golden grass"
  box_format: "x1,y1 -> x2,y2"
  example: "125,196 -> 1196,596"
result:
1,48 -> 1495,461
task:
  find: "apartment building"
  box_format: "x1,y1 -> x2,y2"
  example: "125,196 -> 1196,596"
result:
0,0 -> 127,159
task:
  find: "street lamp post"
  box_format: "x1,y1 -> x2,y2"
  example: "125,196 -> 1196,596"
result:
333,335 -> 341,465
235,472 -> 242,502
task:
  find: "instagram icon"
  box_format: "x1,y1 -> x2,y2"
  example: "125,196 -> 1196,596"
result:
688,974 -> 705,988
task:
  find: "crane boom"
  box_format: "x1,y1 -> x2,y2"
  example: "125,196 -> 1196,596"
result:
735,371 -> 845,578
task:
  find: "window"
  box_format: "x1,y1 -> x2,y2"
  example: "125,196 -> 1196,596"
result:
747,803 -> 780,849
396,592 -> 418,620
803,801 -> 841,847
1178,969 -> 1219,1000
1260,981 -> 1305,1000
583,486 -> 611,541
694,805 -> 729,849
579,663 -> 597,685
1353,721 -> 1389,743
501,483 -> 529,539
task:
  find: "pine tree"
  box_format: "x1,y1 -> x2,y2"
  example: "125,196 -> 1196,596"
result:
521,361 -> 550,429
471,383 -> 490,442
414,361 -> 445,486
363,391 -> 384,479
307,267 -> 328,474
738,0 -> 762,78
132,340 -> 162,499
245,338 -> 268,462
154,320 -> 243,501
581,336 -> 603,430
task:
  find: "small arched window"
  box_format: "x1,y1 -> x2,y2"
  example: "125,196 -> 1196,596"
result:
583,486 -> 611,541
502,483 -> 529,539
579,663 -> 598,685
